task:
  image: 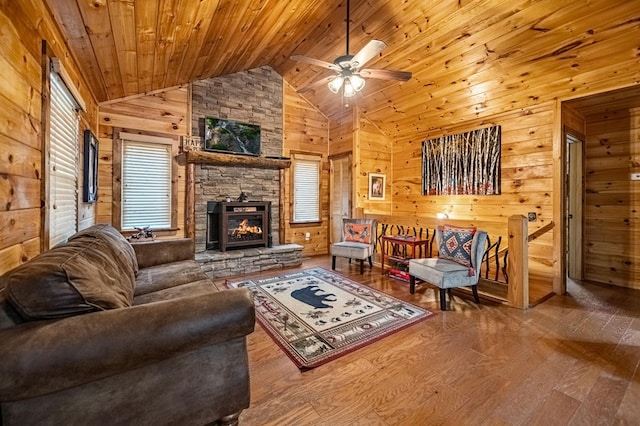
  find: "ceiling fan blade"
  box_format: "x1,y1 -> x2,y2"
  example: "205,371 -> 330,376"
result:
290,55 -> 340,71
350,40 -> 387,68
296,75 -> 339,94
360,68 -> 412,81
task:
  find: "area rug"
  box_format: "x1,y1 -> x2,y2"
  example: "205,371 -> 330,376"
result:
226,267 -> 433,369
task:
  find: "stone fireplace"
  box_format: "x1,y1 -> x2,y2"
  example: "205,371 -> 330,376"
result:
191,66 -> 283,253
194,164 -> 280,252
188,66 -> 302,277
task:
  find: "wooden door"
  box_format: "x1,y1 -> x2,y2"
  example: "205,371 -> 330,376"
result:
330,155 -> 351,244
566,132 -> 584,280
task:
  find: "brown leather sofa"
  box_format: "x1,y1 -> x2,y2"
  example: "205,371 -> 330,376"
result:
0,224 -> 255,425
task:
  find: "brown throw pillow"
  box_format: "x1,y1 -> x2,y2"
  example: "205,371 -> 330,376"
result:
4,226 -> 136,320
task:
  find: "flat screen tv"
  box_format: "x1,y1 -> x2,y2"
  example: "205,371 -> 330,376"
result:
204,117 -> 261,156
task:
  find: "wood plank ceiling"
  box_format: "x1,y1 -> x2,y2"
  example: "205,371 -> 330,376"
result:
46,0 -> 640,140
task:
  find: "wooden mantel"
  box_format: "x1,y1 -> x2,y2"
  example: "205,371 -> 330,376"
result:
185,150 -> 291,169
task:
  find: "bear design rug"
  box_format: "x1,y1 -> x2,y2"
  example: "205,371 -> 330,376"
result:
226,267 -> 433,369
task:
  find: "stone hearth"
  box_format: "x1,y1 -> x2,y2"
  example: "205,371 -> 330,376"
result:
195,244 -> 302,279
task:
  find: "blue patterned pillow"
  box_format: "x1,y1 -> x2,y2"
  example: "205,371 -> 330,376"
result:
438,225 -> 477,268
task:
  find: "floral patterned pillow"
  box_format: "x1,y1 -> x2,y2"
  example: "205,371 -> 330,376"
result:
438,224 -> 477,268
344,223 -> 372,244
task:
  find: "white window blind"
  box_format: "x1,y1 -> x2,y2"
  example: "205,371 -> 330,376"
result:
49,72 -> 79,247
293,155 -> 320,223
122,138 -> 172,230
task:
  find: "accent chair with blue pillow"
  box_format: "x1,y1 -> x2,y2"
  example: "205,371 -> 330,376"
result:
408,224 -> 488,310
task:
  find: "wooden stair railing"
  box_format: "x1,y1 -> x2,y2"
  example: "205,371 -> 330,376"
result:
376,223 -> 436,258
368,214 -> 555,309
506,216 -> 555,309
481,235 -> 505,282
375,220 -> 509,287
527,221 -> 555,243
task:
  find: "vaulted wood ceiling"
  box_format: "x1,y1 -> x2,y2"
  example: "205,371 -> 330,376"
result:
46,0 -> 640,140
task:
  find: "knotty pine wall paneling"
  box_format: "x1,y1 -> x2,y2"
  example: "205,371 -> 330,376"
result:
0,1 -> 98,276
97,78 -> 330,255
97,86 -> 188,238
389,103 -> 556,285
583,107 -> 640,289
283,83 -> 330,256
563,106 -> 587,139
329,109 -> 354,158
329,109 -> 355,224
356,111 -> 393,215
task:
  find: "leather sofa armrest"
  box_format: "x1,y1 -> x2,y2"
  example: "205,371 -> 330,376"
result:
0,287 -> 254,401
131,238 -> 195,268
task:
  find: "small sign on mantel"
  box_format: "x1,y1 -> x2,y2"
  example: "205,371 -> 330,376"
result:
180,135 -> 202,152
233,207 -> 258,212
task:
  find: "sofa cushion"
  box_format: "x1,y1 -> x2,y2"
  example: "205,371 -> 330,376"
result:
438,224 -> 476,268
134,279 -> 218,305
4,228 -> 136,320
0,285 -> 24,328
134,260 -> 211,296
69,223 -> 139,276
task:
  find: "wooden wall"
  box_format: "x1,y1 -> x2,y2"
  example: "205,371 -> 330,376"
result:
355,112 -> 393,215
283,83 -> 330,256
584,107 -> 640,289
328,108 -> 355,235
97,87 -> 189,237
95,80 -> 331,255
364,103 -> 557,286
328,109 -> 354,158
0,2 -> 98,276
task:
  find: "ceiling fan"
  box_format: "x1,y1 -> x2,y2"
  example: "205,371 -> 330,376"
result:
290,0 -> 412,98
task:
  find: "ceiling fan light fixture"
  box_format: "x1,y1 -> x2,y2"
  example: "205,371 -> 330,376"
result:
328,76 -> 344,94
343,79 -> 357,98
350,74 -> 365,92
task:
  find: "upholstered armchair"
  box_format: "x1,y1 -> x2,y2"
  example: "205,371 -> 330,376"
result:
331,218 -> 377,274
408,225 -> 488,310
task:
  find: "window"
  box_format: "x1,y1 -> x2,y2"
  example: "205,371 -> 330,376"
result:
292,153 -> 321,223
48,71 -> 80,247
120,133 -> 173,230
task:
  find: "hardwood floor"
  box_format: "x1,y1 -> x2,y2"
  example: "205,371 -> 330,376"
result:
215,256 -> 640,425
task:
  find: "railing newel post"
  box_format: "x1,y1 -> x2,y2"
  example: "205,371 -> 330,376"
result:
507,215 -> 529,309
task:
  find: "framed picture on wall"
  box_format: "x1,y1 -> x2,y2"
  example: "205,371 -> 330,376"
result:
422,125 -> 501,195
83,129 -> 98,203
368,173 -> 386,200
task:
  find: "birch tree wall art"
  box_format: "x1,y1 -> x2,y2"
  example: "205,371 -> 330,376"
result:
422,125 -> 501,195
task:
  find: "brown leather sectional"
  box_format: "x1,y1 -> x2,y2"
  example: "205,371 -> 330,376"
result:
0,224 -> 254,425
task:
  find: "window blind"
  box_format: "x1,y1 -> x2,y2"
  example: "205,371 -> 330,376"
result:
122,140 -> 172,230
49,72 -> 79,247
293,156 -> 320,223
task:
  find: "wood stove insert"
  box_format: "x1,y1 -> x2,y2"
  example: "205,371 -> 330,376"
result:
207,201 -> 271,251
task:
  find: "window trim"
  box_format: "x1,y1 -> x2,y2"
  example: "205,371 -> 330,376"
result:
290,152 -> 322,224
41,44 -> 85,251
112,131 -> 178,232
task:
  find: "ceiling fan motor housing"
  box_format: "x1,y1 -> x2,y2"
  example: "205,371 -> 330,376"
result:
335,54 -> 356,69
